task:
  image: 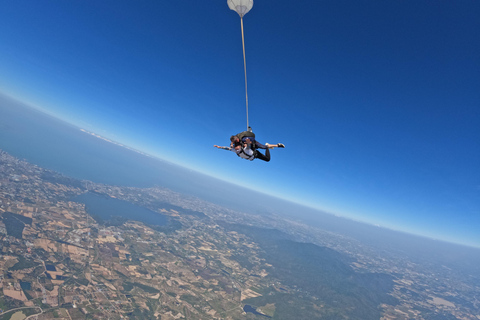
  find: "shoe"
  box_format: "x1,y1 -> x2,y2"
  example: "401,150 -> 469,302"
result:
277,143 -> 285,148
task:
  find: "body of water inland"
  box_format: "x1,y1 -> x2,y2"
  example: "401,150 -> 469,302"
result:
74,192 -> 168,227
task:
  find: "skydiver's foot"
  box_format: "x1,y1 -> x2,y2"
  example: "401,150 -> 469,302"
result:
277,143 -> 285,148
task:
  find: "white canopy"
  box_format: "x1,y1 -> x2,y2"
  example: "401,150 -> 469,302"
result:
227,0 -> 254,18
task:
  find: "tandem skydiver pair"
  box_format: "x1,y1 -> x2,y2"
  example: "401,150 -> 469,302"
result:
214,127 -> 285,162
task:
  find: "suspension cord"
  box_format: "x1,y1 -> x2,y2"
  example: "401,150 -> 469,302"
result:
240,17 -> 249,130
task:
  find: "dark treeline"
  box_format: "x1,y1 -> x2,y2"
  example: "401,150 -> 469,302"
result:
225,223 -> 397,320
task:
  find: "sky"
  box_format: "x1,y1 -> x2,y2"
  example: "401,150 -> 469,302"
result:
0,1 -> 479,247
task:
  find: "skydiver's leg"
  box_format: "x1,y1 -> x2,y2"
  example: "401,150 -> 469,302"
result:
255,141 -> 268,149
264,143 -> 285,149
254,148 -> 270,162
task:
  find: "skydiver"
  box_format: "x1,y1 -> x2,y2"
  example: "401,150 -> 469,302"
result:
214,129 -> 284,162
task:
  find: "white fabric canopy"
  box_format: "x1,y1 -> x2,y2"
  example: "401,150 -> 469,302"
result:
227,0 -> 254,18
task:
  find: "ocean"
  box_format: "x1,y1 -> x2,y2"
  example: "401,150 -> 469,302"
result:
0,94 -> 196,189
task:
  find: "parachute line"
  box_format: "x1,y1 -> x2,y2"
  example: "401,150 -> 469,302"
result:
241,17 -> 249,130
228,0 -> 253,130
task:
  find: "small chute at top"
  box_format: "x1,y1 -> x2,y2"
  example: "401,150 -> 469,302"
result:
228,0 -> 253,18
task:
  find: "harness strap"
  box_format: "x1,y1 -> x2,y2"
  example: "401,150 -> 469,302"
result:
237,147 -> 255,161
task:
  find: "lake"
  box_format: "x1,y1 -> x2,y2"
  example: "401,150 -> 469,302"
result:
74,192 -> 168,227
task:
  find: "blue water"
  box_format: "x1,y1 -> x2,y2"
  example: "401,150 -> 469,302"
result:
0,94 -> 192,190
74,192 -> 167,226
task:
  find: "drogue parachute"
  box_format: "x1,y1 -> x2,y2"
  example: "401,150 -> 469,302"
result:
228,0 -> 253,18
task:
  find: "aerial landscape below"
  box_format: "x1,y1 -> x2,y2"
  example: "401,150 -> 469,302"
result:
0,149 -> 479,319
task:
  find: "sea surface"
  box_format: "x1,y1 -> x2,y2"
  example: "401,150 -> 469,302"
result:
0,95 -> 202,190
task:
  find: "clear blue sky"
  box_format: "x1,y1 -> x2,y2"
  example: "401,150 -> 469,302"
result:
0,1 -> 479,247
